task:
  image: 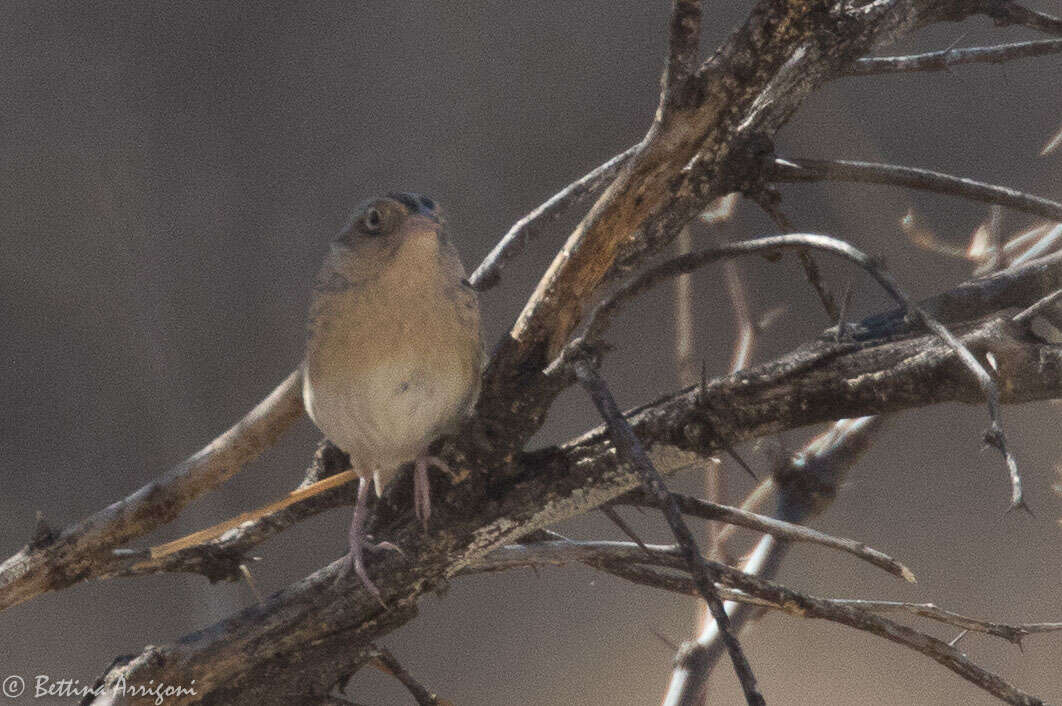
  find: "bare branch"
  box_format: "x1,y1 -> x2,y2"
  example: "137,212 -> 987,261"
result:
846,37 -> 1062,75
752,192 -> 840,320
674,227 -> 699,385
661,0 -> 703,111
853,249 -> 1062,337
1009,224 -> 1062,267
978,0 -> 1062,36
477,540 -> 1049,706
473,540 -> 1062,648
369,645 -> 445,706
615,488 -> 915,582
771,157 -> 1062,223
108,447 -> 355,582
0,369 -> 304,610
475,0 -> 973,459
468,145 -> 638,292
723,259 -> 755,373
1043,122 -> 1062,155
667,416 -> 883,700
827,599 -> 1062,646
1013,287 -> 1062,325
562,231 -> 1026,513
572,359 -> 765,706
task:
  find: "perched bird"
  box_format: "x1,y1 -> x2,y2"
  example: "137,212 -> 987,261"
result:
302,193 -> 482,599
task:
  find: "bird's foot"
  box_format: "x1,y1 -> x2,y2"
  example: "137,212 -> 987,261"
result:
338,537 -> 403,606
413,455 -> 452,531
338,476 -> 403,606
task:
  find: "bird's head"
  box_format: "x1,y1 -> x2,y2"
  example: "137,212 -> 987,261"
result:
336,192 -> 443,247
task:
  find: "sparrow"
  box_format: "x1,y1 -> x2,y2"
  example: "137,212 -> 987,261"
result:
302,193 -> 482,600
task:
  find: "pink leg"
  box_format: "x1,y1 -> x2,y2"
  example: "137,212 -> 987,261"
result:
340,476 -> 401,604
413,455 -> 452,531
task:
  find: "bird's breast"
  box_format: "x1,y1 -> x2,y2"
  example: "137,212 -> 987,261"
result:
303,249 -> 481,472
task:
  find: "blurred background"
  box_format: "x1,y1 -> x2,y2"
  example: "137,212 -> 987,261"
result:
2,2 -> 1061,704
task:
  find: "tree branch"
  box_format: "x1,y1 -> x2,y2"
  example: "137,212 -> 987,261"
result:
468,145 -> 638,292
368,645 -> 445,706
661,0 -> 703,111
976,0 -> 1062,36
0,369 -> 304,611
475,0 -> 970,460
615,486 -> 914,582
573,359 -> 765,706
847,37 -> 1062,75
558,231 -> 1026,507
84,305 -> 1062,703
770,157 -> 1062,223
471,540 -> 1048,706
663,416 -> 883,702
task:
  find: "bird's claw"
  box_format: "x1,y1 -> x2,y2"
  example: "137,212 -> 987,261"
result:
337,538 -> 404,606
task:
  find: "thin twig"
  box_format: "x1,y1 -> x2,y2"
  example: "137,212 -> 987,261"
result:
573,359 -> 765,706
1009,224 -> 1062,268
834,279 -> 853,341
752,192 -> 840,319
468,146 -> 638,291
1012,288 -> 1062,325
600,505 -> 653,555
1042,122 -> 1062,156
977,206 -> 1007,275
828,599 -> 1062,646
370,645 -> 443,705
846,37 -> 1062,75
771,157 -> 1062,223
711,478 -> 776,551
724,259 -> 755,373
674,227 -> 699,386
616,489 -> 915,582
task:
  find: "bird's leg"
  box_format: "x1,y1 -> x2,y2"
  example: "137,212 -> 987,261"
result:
340,475 -> 401,604
412,455 -> 452,531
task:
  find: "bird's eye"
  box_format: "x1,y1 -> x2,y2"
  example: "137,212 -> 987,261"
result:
419,196 -> 435,211
362,207 -> 383,234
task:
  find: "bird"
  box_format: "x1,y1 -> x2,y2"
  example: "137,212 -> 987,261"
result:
302,192 -> 482,600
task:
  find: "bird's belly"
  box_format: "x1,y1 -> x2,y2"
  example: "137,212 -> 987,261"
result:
304,357 -> 469,471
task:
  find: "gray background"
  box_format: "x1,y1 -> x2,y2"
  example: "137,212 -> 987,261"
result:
2,2 -> 1061,704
